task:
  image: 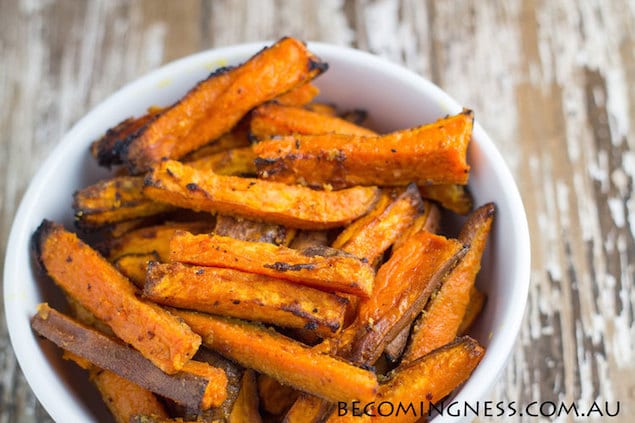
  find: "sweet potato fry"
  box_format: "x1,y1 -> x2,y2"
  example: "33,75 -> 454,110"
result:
283,395 -> 335,423
169,232 -> 375,297
369,337 -> 485,423
31,304 -> 226,409
419,183 -> 473,215
144,160 -> 379,230
214,214 -> 295,246
391,201 -> 440,252
349,231 -> 467,364
90,368 -> 169,423
458,286 -> 486,335
254,111 -> 473,188
121,37 -> 327,173
383,326 -> 410,363
102,220 -> 215,261
187,146 -> 257,176
33,221 -> 201,374
332,184 -> 423,266
73,176 -> 175,229
144,262 -> 347,336
175,310 -> 378,403
250,103 -> 376,139
304,102 -> 338,116
402,203 -> 494,363
289,230 -> 329,250
274,82 -> 320,106
229,370 -> 263,423
258,374 -> 299,416
114,253 -> 158,288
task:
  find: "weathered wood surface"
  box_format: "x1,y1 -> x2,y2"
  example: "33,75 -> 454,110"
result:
1,0 -> 633,421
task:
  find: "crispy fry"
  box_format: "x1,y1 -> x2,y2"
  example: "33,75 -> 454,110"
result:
458,286 -> 486,335
103,220 -> 215,261
33,221 -> 201,374
175,310 -> 378,403
332,184 -> 423,266
91,107 -> 164,167
369,337 -> 484,423
181,123 -> 251,162
402,203 -> 494,363
304,102 -> 338,116
274,82 -> 320,106
144,262 -> 347,336
214,214 -> 295,246
169,232 -> 375,297
73,176 -> 175,229
391,201 -> 440,252
31,304 -> 226,409
144,160 -> 379,230
90,368 -> 169,423
120,37 -> 327,173
228,370 -> 263,423
419,183 -> 473,215
258,374 -> 299,416
250,103 -> 376,139
254,111 -> 473,188
187,146 -> 257,176
114,253 -> 158,288
349,231 -> 467,364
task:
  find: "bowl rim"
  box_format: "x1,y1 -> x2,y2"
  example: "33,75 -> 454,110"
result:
4,40 -> 531,422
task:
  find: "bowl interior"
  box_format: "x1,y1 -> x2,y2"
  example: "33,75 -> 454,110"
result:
4,42 -> 530,422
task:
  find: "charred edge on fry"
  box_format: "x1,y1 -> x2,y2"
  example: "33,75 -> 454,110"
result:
263,262 -> 316,272
308,58 -> 329,74
31,219 -> 57,272
280,303 -> 341,333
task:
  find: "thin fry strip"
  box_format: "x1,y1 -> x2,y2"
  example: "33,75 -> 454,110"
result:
33,221 -> 201,374
31,304 -> 226,409
254,111 -> 473,188
123,37 -> 327,173
274,82 -> 320,106
419,183 -> 473,215
144,262 -> 347,336
175,310 -> 378,403
349,231 -> 467,364
114,253 -> 158,288
402,203 -> 495,363
169,232 -> 375,297
368,337 -> 485,423
458,286 -> 486,335
144,160 -> 380,230
250,103 -> 376,139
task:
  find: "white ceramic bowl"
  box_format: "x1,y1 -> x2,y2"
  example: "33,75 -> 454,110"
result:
4,42 -> 530,422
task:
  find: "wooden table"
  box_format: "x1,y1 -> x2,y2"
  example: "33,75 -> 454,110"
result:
1,1 -> 633,421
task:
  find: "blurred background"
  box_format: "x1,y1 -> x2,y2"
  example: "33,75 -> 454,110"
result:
1,0 -> 633,421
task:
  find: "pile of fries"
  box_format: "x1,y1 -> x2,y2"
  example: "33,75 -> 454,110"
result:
31,37 -> 494,423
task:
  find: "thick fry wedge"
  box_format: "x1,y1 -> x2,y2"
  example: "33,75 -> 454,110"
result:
419,183 -> 473,215
33,221 -> 201,374
169,232 -> 375,297
31,304 -> 226,409
144,160 -> 379,230
258,374 -> 299,416
458,286 -> 486,335
114,253 -> 158,288
274,82 -> 320,106
214,214 -> 295,246
90,368 -> 169,423
175,310 -> 378,403
73,176 -> 175,229
121,37 -> 327,173
254,111 -> 473,188
228,370 -> 263,423
144,262 -> 347,336
402,203 -> 494,363
250,103 -> 376,139
332,184 -> 423,266
368,337 -> 485,423
349,231 -> 467,364
102,220 -> 215,261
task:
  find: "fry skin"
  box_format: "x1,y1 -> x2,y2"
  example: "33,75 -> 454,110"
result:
402,203 -> 495,363
144,160 -> 380,230
33,221 -> 201,374
144,262 -> 347,336
175,310 -> 379,404
122,37 -> 327,173
169,232 -> 375,297
254,111 -> 473,188
31,304 -> 225,409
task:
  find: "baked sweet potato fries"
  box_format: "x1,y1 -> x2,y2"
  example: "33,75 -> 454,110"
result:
31,37 -> 494,422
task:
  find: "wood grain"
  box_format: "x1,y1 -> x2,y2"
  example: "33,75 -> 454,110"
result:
1,0 -> 633,421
